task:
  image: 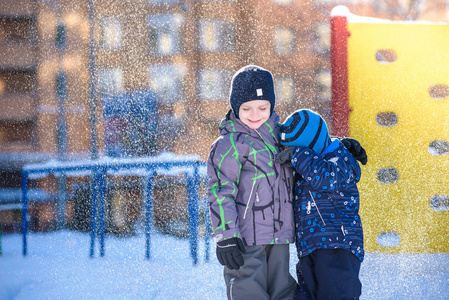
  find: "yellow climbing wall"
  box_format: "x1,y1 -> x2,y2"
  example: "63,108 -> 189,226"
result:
347,22 -> 449,253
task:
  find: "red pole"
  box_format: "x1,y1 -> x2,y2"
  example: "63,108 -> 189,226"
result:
331,13 -> 349,137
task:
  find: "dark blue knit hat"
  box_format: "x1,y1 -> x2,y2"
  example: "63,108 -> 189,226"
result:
280,109 -> 331,154
229,65 -> 275,119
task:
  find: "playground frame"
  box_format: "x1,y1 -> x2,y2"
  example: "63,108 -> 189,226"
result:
21,154 -> 210,265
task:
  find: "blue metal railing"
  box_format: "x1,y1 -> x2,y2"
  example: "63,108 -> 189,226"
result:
21,154 -> 209,265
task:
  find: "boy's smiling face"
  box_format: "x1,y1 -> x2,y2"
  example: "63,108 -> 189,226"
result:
238,100 -> 271,129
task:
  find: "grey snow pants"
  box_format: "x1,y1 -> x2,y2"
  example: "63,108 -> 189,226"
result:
223,244 -> 296,300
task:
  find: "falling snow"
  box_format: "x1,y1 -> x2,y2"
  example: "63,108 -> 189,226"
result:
1,1 -> 449,300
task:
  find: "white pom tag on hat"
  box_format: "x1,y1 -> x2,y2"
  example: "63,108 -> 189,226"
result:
256,88 -> 263,96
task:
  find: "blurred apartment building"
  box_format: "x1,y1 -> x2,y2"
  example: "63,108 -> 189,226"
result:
2,0 -> 448,159
0,0 -> 447,231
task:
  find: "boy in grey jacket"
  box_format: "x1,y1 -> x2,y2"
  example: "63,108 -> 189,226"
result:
207,65 -> 297,300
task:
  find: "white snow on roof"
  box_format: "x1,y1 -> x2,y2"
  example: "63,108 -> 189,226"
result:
331,5 -> 448,25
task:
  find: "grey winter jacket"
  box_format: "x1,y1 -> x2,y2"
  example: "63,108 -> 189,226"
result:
207,110 -> 295,246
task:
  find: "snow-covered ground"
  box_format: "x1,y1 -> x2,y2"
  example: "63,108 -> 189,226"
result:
1,230 -> 448,300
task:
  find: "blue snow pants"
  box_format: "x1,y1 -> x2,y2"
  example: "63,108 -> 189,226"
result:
295,248 -> 362,300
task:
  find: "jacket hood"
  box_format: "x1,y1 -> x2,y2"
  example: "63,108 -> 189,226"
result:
218,109 -> 280,139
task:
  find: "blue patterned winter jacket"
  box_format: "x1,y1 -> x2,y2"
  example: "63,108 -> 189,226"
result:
291,140 -> 364,261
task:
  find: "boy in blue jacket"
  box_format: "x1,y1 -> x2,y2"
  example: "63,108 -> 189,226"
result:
276,109 -> 364,300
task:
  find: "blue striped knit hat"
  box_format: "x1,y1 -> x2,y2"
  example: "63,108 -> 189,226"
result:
279,109 -> 331,154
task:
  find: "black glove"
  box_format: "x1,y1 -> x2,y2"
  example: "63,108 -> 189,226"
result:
340,137 -> 368,165
275,147 -> 296,168
216,237 -> 246,270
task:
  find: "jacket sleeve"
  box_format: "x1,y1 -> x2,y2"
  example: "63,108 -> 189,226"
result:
291,146 -> 361,192
207,136 -> 246,243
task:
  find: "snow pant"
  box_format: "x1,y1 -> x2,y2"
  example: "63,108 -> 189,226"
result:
295,248 -> 362,300
223,244 -> 296,300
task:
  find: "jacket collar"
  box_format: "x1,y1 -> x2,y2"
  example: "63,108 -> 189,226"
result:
219,110 -> 280,140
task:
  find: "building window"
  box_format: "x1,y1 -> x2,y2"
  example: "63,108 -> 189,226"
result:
274,0 -> 293,6
100,17 -> 122,50
275,76 -> 294,103
274,26 -> 295,55
447,0 -> 449,21
98,68 -> 123,96
198,20 -> 235,52
198,69 -> 232,101
0,69 -> 35,95
148,0 -> 179,4
0,120 -> 34,144
314,0 -> 349,4
148,14 -> 184,56
315,22 -> 330,54
149,64 -> 186,103
317,71 -> 331,102
0,76 -> 4,95
0,16 -> 35,44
